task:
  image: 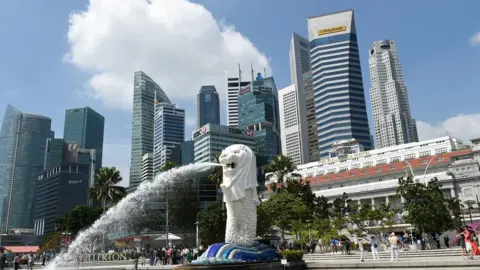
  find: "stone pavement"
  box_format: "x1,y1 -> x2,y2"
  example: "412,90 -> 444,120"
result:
305,247 -> 480,269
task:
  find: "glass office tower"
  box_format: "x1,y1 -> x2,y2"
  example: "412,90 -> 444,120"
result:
0,105 -> 52,231
64,107 -> 105,170
130,71 -> 171,190
307,10 -> 373,158
197,86 -> 220,128
238,74 -> 281,166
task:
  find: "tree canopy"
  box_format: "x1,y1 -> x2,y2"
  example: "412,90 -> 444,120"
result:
168,179 -> 200,234
88,167 -> 126,211
397,176 -> 462,233
56,205 -> 103,236
197,201 -> 226,246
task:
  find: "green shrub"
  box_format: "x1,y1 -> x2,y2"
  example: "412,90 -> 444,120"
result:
279,250 -> 304,261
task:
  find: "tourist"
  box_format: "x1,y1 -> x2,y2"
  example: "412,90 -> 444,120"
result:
358,237 -> 366,262
444,234 -> 450,248
42,252 -> 46,266
389,232 -> 399,261
464,228 -> 475,260
0,247 -> 6,270
13,253 -> 20,270
370,236 -> 379,260
316,238 -> 323,253
28,252 -> 34,270
457,228 -> 466,258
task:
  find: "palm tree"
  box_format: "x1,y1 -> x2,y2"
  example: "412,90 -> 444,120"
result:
88,167 -> 126,213
264,155 -> 300,191
208,153 -> 223,189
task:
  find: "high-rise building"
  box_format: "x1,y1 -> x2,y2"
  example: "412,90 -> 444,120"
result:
368,40 -> 419,148
153,103 -> 185,173
63,107 -> 105,170
171,140 -> 194,166
238,74 -> 281,166
130,71 -> 170,190
197,86 -> 220,128
33,163 -> 90,235
303,72 -> 320,162
226,65 -> 251,127
0,105 -> 52,232
278,85 -> 303,166
283,33 -> 312,165
307,9 -> 373,158
192,124 -> 256,163
142,153 -> 153,182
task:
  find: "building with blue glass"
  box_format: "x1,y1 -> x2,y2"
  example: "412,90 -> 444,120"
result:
0,105 -> 52,232
171,140 -> 194,166
237,74 -> 281,166
307,9 -> 373,158
197,86 -> 220,128
63,107 -> 105,170
153,103 -> 185,172
130,71 -> 171,190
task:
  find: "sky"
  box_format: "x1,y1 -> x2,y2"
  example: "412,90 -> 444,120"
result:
1,0 -> 480,187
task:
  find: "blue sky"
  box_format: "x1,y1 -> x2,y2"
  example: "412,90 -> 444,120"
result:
1,0 -> 480,186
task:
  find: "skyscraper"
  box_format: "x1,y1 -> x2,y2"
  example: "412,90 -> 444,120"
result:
307,9 -> 373,158
278,85 -> 303,166
0,105 -> 52,231
130,71 -> 170,190
226,65 -> 251,127
238,74 -> 281,166
368,40 -> 419,148
283,33 -> 312,165
197,86 -> 220,128
63,107 -> 105,170
153,103 -> 185,172
303,72 -> 320,162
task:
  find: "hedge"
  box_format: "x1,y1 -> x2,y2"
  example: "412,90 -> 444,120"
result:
279,250 -> 304,261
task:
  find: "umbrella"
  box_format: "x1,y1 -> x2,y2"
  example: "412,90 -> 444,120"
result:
154,233 -> 182,241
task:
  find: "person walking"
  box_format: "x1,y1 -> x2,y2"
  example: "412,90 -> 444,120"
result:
358,237 -> 366,262
444,235 -> 450,248
28,252 -> 34,270
13,253 -> 20,270
370,236 -> 379,260
0,248 -> 6,270
389,232 -> 399,261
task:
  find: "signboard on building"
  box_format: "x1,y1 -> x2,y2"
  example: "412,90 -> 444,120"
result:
239,87 -> 251,95
193,125 -> 209,139
317,25 -> 346,36
229,128 -> 254,137
256,86 -> 272,93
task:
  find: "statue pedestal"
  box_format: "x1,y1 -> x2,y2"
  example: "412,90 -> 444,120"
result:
191,243 -> 282,265
177,261 -> 283,270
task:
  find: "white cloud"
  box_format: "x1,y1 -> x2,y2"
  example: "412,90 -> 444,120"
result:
102,143 -> 131,187
417,114 -> 480,142
470,32 -> 480,46
66,0 -> 270,110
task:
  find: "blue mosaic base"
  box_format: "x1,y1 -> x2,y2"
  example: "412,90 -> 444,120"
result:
191,242 -> 282,264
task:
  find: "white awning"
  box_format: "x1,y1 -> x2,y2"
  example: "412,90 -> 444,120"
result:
154,233 -> 182,240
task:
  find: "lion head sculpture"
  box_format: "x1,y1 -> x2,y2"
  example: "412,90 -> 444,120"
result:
219,144 -> 259,205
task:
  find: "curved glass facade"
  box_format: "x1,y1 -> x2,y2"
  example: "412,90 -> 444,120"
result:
0,105 -> 52,232
130,71 -> 171,190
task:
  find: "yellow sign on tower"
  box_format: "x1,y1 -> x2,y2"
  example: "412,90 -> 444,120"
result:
317,26 -> 347,36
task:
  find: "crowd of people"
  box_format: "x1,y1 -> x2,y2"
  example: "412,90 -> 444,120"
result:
130,245 -> 201,268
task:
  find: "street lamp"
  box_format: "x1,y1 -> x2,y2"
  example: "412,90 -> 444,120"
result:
403,160 -> 415,179
195,221 -> 199,248
466,200 -> 476,225
422,154 -> 441,185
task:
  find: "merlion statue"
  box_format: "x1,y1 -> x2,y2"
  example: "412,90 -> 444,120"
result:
219,144 -> 259,247
190,144 -> 281,265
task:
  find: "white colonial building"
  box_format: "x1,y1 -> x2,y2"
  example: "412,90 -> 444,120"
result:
265,136 -> 480,223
